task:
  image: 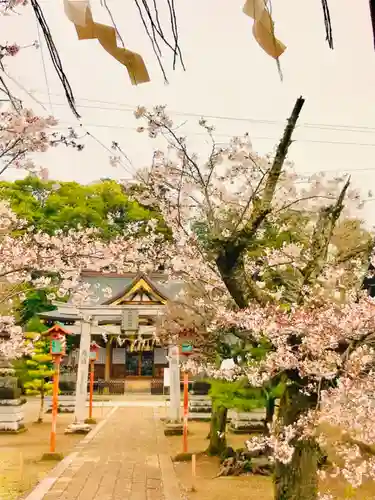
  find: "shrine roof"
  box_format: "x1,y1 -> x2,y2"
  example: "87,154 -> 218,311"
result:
38,310 -> 81,321
68,271 -> 185,306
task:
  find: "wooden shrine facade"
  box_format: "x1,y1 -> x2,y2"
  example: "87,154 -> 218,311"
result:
39,271 -> 184,385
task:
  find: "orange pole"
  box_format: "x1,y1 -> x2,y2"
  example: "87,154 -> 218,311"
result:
50,355 -> 61,453
89,360 -> 94,420
183,371 -> 189,453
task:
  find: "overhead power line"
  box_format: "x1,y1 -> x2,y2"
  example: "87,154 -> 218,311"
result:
27,32 -> 375,187
77,129 -> 375,180
74,125 -> 136,178
35,20 -> 53,114
76,128 -> 375,179
32,90 -> 375,134
54,120 -> 375,148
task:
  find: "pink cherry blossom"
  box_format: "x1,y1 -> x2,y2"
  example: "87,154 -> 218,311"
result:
125,105 -> 375,494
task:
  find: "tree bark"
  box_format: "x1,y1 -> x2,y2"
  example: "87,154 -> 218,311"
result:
207,403 -> 228,456
38,385 -> 44,423
264,394 -> 276,434
216,250 -> 250,308
215,97 -> 306,310
274,384 -> 318,500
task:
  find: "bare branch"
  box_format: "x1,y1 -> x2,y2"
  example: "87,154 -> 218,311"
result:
215,96 -> 305,308
299,177 -> 350,297
260,97 -> 305,212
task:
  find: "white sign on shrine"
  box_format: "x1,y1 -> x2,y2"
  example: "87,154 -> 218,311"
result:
121,309 -> 139,332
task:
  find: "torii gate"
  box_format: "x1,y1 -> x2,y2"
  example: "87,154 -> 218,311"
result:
48,302 -> 164,433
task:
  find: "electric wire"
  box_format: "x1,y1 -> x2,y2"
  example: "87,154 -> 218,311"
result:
31,91 -> 375,134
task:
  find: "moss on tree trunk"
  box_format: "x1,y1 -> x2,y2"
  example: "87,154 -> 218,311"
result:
207,403 -> 228,456
274,384 -> 318,500
274,439 -> 318,500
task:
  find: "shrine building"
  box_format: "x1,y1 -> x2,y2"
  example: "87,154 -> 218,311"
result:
39,271 -> 185,393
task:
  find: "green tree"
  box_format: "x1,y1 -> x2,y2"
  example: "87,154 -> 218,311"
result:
0,176 -> 169,238
4,177 -> 170,339
18,290 -> 57,325
207,338 -> 285,456
23,332 -> 54,423
207,378 -> 266,456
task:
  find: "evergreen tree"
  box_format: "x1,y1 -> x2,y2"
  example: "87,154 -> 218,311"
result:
207,378 -> 265,456
23,332 -> 54,423
19,290 -> 57,324
0,176 -> 169,239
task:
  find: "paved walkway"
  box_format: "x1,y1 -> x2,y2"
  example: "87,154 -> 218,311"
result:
39,408 -> 182,500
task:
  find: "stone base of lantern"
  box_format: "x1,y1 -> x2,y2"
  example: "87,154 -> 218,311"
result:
41,452 -> 64,462
45,395 -> 75,414
84,417 -> 97,425
0,372 -> 26,433
228,409 -> 266,434
164,422 -> 183,436
0,398 -> 26,433
65,421 -> 92,434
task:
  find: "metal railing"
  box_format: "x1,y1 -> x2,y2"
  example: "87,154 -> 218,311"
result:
89,379 -> 125,395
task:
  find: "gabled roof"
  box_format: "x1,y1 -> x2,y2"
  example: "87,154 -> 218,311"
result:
104,273 -> 168,305
43,323 -> 73,336
62,271 -> 185,306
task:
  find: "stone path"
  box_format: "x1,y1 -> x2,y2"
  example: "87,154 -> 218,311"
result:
40,408 -> 182,500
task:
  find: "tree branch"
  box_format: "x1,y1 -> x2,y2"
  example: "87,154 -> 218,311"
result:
259,96 -> 305,213
299,177 -> 350,298
215,97 -> 305,308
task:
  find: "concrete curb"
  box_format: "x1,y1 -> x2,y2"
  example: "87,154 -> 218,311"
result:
154,409 -> 184,500
23,406 -> 118,500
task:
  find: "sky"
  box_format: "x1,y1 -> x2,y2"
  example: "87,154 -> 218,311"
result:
2,0 -> 375,223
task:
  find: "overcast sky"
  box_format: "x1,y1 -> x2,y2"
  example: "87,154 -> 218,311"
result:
2,0 -> 375,223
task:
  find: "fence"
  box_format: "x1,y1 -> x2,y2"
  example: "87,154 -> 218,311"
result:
59,377 -> 206,396
87,378 -> 165,395
90,379 -> 125,395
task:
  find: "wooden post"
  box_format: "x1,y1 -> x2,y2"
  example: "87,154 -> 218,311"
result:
138,350 -> 142,376
89,360 -> 94,420
50,355 -> 61,453
71,318 -> 92,429
85,342 -> 99,425
19,451 -> 24,485
104,340 -> 111,389
191,453 -> 197,492
168,345 -> 181,422
183,370 -> 189,453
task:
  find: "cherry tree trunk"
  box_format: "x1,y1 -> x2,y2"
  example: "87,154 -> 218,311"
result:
274,384 -> 318,500
207,404 -> 228,456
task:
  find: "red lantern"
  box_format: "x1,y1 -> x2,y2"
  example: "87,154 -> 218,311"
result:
180,342 -> 193,357
46,323 -> 72,358
44,323 -> 72,455
89,341 -> 100,361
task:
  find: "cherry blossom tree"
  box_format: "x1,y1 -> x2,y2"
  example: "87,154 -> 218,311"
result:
129,98 -> 375,499
0,199 -> 167,358
0,107 -> 85,177
1,1 -> 84,177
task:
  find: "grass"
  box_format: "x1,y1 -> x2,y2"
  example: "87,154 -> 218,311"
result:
166,420 -> 375,500
0,399 -> 110,499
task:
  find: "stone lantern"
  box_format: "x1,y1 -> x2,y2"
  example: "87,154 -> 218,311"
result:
0,354 -> 25,433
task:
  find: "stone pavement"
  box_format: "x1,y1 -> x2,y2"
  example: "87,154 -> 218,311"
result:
40,407 -> 183,500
